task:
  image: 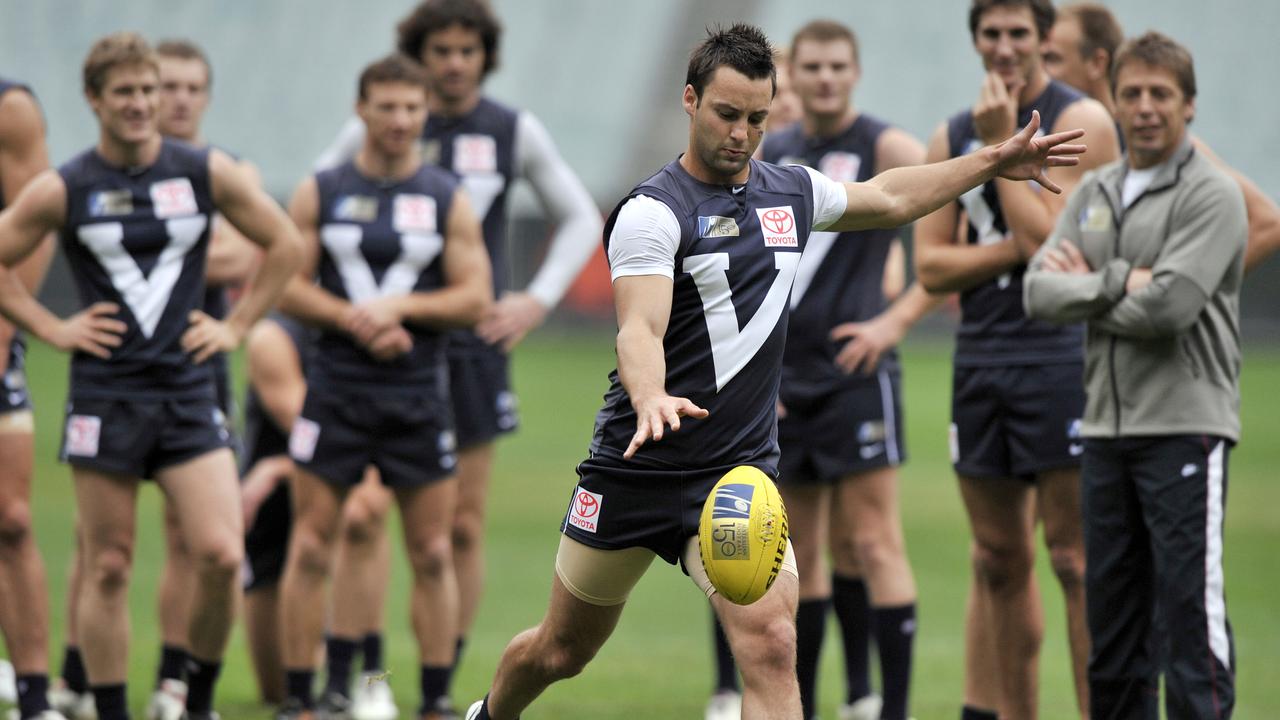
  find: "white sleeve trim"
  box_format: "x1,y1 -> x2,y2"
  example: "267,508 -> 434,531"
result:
607,195 -> 680,280
803,165 -> 848,231
515,111 -> 605,307
313,116 -> 365,171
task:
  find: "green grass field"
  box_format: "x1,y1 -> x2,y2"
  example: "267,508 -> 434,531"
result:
6,330 -> 1280,718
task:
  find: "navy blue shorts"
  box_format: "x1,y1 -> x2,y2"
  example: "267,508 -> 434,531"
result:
562,457 -> 772,566
291,389 -> 456,488
448,348 -> 518,450
950,363 -> 1085,481
778,369 -> 906,484
1,335 -> 31,414
60,396 -> 232,478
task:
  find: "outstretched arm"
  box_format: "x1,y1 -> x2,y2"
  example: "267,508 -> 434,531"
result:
825,111 -> 1085,233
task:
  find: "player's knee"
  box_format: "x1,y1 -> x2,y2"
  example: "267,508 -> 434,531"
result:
0,499 -> 33,552
535,633 -> 598,681
971,540 -> 1032,591
291,525 -> 337,577
853,532 -> 900,576
193,534 -> 244,580
87,543 -> 134,594
737,616 -> 797,677
451,510 -> 484,555
405,533 -> 452,580
340,503 -> 384,546
1047,544 -> 1085,589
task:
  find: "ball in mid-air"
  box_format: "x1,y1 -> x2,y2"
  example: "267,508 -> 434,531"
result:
699,465 -> 789,605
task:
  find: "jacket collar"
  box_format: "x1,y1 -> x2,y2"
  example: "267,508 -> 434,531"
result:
1098,134 -> 1196,212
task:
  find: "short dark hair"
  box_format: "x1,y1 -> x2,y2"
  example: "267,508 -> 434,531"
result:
686,24 -> 776,100
1111,31 -> 1196,101
790,19 -> 860,67
1060,3 -> 1124,72
969,0 -> 1056,41
83,31 -> 158,96
155,39 -> 212,88
396,0 -> 502,76
358,53 -> 431,101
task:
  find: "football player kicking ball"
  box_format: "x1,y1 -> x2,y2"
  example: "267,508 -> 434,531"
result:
0,32 -> 302,720
275,54 -> 492,720
464,23 -> 1085,720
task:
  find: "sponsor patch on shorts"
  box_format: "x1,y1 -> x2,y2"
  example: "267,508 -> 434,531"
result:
289,417 -> 321,463
567,486 -> 603,534
948,422 -> 960,464
66,414 -> 102,457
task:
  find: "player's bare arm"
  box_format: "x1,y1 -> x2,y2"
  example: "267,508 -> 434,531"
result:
347,188 -> 492,344
240,318 -> 306,525
982,93 -> 1118,257
182,148 -> 302,363
205,159 -> 263,286
475,112 -> 603,351
613,274 -> 708,460
826,110 -> 1084,234
0,170 -> 126,358
914,123 -> 1021,293
1192,137 -> 1280,273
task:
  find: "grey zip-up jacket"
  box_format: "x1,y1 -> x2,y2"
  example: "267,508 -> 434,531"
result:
1023,138 -> 1246,441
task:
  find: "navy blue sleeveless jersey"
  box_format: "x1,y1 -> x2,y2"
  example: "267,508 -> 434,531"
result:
59,139 -> 217,399
310,160 -> 457,392
761,114 -> 899,398
0,77 -> 33,212
590,159 -> 818,473
241,314 -> 311,472
423,96 -> 518,354
946,79 -> 1085,366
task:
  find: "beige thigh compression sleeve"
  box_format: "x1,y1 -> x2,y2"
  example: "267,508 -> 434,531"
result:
684,535 -> 798,599
0,409 -> 34,433
555,534 -> 657,607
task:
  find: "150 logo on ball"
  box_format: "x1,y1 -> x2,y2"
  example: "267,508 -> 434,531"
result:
709,482 -> 755,560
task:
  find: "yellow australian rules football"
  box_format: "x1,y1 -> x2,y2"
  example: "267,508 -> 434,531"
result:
699,465 -> 789,605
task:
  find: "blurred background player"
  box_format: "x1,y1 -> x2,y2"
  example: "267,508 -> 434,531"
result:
314,4 -> 602,708
707,19 -> 938,720
0,75 -> 62,720
50,38 -> 265,720
914,1 -> 1118,718
463,22 -> 1085,720
0,31 -> 301,720
1042,1 -> 1280,273
275,53 -> 492,720
1026,31 -> 1245,718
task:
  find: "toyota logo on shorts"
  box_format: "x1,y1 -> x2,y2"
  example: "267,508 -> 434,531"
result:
575,491 -> 599,518
761,208 -> 794,234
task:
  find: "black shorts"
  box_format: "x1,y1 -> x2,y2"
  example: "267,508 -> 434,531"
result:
290,389 -> 457,488
448,349 -> 518,450
951,362 -> 1085,481
60,396 -> 232,478
562,457 -> 770,566
242,480 -> 291,591
778,370 -> 906,484
2,335 -> 31,414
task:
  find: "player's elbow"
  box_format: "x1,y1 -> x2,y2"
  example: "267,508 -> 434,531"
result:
457,281 -> 493,327
915,252 -> 960,294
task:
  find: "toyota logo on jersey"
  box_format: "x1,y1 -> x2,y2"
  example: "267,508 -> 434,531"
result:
755,206 -> 798,247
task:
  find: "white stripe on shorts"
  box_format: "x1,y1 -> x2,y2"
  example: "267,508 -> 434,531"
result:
877,369 -> 901,465
1205,440 -> 1230,670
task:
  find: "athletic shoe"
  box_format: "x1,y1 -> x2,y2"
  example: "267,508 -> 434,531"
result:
0,660 -> 14,703
7,711 -> 70,720
47,682 -> 95,720
145,679 -> 188,720
179,713 -> 219,720
462,702 -> 482,720
420,696 -> 458,720
704,690 -> 742,720
349,673 -> 397,720
837,694 -> 883,720
316,690 -> 352,720
276,698 -> 313,720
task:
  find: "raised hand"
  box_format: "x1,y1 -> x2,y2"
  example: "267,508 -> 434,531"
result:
50,301 -> 127,359
181,310 -> 243,363
623,393 -> 709,460
994,110 -> 1087,193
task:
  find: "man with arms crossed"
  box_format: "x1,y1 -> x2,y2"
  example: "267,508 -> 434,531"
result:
914,1 -> 1118,718
0,76 -> 61,720
276,54 -> 492,720
0,32 -> 301,720
1042,1 -> 1280,273
1026,31 -> 1244,719
463,23 -> 1085,720
315,3 -> 602,709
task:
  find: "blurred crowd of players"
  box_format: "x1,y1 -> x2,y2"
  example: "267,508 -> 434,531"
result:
0,0 -> 1274,719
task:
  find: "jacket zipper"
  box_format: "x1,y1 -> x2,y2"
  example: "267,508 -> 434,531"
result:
1108,194 -> 1123,436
